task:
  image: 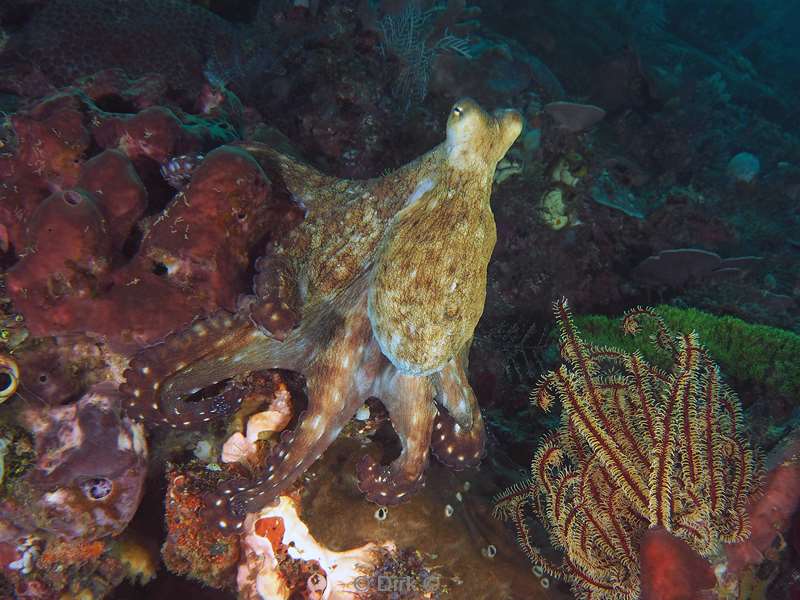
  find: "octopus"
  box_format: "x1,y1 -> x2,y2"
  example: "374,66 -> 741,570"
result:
121,98 -> 522,530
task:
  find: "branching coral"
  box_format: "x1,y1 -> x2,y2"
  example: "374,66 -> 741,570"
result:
494,299 -> 763,600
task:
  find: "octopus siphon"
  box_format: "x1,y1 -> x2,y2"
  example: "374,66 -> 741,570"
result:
121,98 -> 522,530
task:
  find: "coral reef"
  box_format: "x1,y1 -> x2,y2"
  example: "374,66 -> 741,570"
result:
295,436 -> 560,599
364,0 -> 478,112
631,249 -> 763,290
0,382 -> 154,598
4,0 -> 236,98
724,427 -> 800,575
0,0 -> 799,597
0,533 -> 149,599
122,98 -> 522,530
494,299 -> 762,599
238,494 -> 390,599
0,355 -> 18,403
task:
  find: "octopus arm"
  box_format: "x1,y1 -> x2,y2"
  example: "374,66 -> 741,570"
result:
214,296 -> 375,525
430,352 -> 486,469
357,371 -> 437,505
237,142 -> 340,211
218,372 -> 365,526
238,255 -> 301,340
121,311 -> 305,428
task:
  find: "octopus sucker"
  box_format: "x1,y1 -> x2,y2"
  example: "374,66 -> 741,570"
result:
121,310 -> 261,426
357,371 -> 437,504
121,99 -> 522,524
429,352 -> 486,469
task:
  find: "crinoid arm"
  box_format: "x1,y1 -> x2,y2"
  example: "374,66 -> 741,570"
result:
495,299 -> 762,600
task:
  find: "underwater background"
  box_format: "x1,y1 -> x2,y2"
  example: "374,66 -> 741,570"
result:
0,0 -> 798,598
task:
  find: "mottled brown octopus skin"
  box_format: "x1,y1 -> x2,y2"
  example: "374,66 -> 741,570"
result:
121,99 -> 522,531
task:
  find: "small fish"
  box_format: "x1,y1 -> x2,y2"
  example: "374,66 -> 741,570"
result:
160,154 -> 205,190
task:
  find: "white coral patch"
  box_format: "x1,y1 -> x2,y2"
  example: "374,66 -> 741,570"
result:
43,488 -> 72,506
240,496 -> 394,600
246,408 -> 292,443
355,404 -> 371,421
131,422 -> 147,456
117,432 -> 132,451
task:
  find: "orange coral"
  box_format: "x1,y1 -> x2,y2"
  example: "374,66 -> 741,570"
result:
494,299 -> 762,600
254,516 -> 285,551
38,539 -> 105,568
161,468 -> 240,589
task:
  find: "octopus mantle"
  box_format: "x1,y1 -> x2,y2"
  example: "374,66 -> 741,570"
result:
121,99 -> 522,529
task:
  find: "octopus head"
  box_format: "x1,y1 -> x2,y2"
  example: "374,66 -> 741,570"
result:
445,98 -> 523,171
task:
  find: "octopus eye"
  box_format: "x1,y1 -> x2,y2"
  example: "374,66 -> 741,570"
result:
81,477 -> 113,501
0,356 -> 19,403
452,106 -> 463,117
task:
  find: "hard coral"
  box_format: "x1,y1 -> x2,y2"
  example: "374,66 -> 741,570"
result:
238,495 -> 391,600
11,0 -> 236,97
0,534 -> 129,599
544,101 -> 606,134
13,336 -> 110,405
301,437 -> 552,599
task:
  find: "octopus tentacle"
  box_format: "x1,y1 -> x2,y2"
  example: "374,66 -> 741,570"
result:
358,370 -> 436,505
237,142 -> 341,208
238,256 -> 300,341
213,295 -> 374,526
122,311 -> 248,426
121,311 -> 304,428
430,353 -> 486,469
220,385 -> 363,524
